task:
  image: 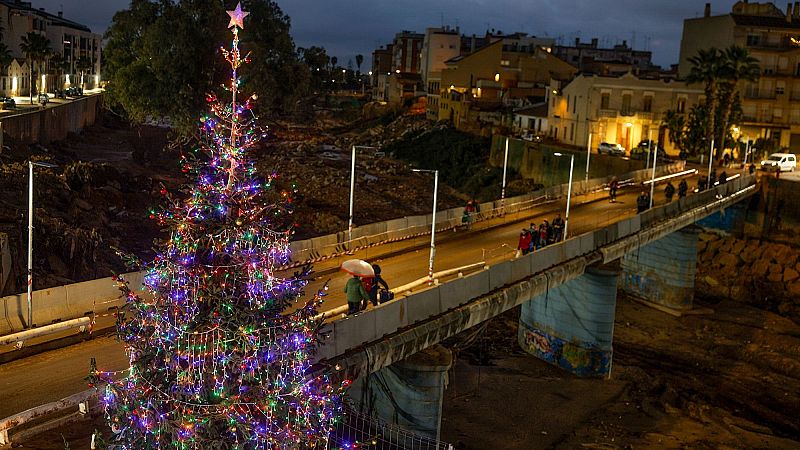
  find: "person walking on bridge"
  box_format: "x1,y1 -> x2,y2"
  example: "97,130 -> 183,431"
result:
609,176 -> 619,203
552,213 -> 565,242
345,274 -> 369,315
664,181 -> 676,203
636,191 -> 650,213
518,229 -> 532,256
678,179 -> 688,199
366,264 -> 390,307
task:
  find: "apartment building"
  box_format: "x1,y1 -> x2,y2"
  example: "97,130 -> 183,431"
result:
420,30 -> 555,120
679,1 -> 800,148
438,39 -> 575,133
553,38 -> 655,74
420,27 -> 461,119
548,73 -> 704,155
371,45 -> 393,100
0,0 -> 102,96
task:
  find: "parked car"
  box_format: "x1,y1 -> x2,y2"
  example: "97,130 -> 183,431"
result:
597,142 -> 625,156
37,93 -> 48,105
631,140 -> 667,160
65,86 -> 83,97
760,153 -> 796,172
519,131 -> 542,142
1,97 -> 15,109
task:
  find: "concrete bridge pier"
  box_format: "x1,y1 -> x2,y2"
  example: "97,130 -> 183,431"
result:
348,344 -> 453,441
518,266 -> 618,378
620,226 -> 700,311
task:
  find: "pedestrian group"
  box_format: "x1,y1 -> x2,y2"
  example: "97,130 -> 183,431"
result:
517,213 -> 565,255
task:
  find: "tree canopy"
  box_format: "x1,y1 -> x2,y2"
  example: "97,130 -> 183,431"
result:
685,45 -> 759,159
103,0 -> 311,132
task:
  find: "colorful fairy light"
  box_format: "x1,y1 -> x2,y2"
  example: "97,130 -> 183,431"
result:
90,4 -> 343,448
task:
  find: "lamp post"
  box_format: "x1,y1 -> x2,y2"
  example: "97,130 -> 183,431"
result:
27,160 -> 58,329
501,136 -> 509,213
706,138 -> 715,188
348,145 -> 377,248
585,131 -> 592,183
648,129 -> 657,209
553,153 -> 574,240
412,168 -> 439,285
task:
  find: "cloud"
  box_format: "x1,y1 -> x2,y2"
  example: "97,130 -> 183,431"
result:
30,0 -> 740,67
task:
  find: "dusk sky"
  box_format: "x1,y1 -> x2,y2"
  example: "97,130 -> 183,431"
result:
35,0 -> 742,67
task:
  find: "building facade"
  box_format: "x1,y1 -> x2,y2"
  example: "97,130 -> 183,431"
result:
392,31 -> 424,74
679,1 -> 800,149
0,0 -> 102,96
371,45 -> 393,100
420,27 -> 461,119
437,39 -> 575,132
553,38 -> 655,74
548,73 -> 704,156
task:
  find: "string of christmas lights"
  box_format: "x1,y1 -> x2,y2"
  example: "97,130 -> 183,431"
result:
91,4 -> 343,448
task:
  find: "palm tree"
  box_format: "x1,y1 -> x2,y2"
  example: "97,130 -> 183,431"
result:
20,32 -> 51,104
664,109 -> 687,158
76,57 -> 93,90
355,54 -> 363,73
716,45 -> 760,156
48,53 -> 68,93
686,47 -> 723,158
0,43 -> 12,95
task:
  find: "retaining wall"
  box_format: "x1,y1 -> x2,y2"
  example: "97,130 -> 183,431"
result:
0,94 -> 103,145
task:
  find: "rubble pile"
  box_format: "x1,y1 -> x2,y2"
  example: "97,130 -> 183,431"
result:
0,110 -> 467,294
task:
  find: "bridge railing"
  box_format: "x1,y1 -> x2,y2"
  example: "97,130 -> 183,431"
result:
314,174 -> 757,365
0,162 -> 686,336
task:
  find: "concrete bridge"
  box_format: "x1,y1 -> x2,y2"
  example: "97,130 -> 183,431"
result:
0,167 -> 756,444
313,174 -> 756,440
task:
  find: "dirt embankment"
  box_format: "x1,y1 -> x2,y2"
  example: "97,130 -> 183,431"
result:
0,112 -> 468,295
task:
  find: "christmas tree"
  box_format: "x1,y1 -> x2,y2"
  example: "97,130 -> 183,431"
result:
92,4 -> 341,448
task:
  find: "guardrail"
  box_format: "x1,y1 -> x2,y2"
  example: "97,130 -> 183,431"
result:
0,162 -> 686,337
0,388 -> 95,445
312,261 -> 487,322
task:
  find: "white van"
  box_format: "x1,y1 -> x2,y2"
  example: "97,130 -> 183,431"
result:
760,153 -> 797,172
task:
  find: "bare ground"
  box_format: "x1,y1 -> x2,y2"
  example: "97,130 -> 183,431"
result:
0,112 -> 465,294
440,295 -> 800,450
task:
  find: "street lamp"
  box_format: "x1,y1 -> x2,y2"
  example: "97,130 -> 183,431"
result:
585,131 -> 592,183
648,129 -> 657,208
348,145 -> 377,248
27,160 -> 58,328
553,153 -> 574,240
501,136 -> 510,213
706,138 -> 715,188
412,168 -> 439,285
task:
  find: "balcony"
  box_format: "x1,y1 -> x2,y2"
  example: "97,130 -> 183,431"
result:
598,109 -> 617,118
744,88 -> 777,100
